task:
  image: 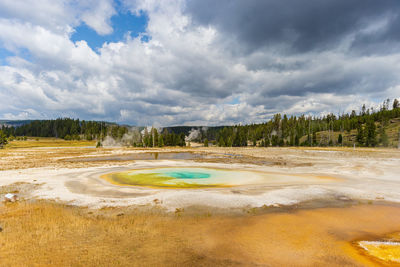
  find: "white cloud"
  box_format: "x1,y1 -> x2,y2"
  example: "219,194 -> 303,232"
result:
0,0 -> 116,35
80,0 -> 116,35
0,0 -> 399,125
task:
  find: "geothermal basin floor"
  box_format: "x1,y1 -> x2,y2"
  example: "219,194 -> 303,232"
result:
0,147 -> 399,211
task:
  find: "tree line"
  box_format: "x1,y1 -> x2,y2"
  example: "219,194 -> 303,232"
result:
1,118 -> 109,141
138,128 -> 186,147
1,98 -> 399,148
208,98 -> 400,148
0,119 -> 186,148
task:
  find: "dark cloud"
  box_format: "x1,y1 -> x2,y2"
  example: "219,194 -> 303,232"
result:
186,0 -> 400,54
1,0 -> 400,126
350,11 -> 400,55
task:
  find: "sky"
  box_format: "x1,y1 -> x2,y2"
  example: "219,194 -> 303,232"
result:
0,0 -> 400,126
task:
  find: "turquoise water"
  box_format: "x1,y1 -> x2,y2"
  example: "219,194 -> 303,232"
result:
107,167 -> 319,189
163,171 -> 211,179
109,167 -> 268,188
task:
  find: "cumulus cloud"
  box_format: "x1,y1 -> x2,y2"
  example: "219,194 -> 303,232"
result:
0,0 -> 399,126
0,0 -> 116,35
80,0 -> 116,35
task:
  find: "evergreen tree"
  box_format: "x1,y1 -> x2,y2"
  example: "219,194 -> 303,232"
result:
218,136 -> 225,147
179,133 -> 186,146
365,119 -> 377,147
271,135 -> 278,146
143,128 -> 151,147
356,123 -> 364,146
264,136 -> 270,147
252,136 -> 257,146
294,135 -> 299,146
204,138 -> 209,147
312,131 -> 317,145
338,134 -> 343,145
289,133 -> 295,146
379,126 -> 389,147
260,139 -> 265,147
0,130 -> 8,148
96,141 -> 102,148
279,138 -> 284,147
153,128 -> 159,147
158,135 -> 164,147
393,99 -> 399,109
227,137 -> 233,147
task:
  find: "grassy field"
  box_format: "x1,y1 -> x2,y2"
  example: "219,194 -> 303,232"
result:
0,140 -> 101,170
5,137 -> 96,149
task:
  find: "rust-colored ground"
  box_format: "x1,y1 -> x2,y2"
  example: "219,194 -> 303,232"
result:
1,201 -> 400,266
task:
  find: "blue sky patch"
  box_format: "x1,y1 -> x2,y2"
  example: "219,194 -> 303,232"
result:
71,10 -> 148,51
0,47 -> 32,66
228,96 -> 240,105
0,47 -> 14,65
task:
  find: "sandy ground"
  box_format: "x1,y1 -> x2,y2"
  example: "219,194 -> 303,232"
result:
1,145 -> 400,265
0,146 -> 399,211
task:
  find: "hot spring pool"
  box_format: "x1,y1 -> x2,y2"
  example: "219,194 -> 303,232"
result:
101,167 -> 332,189
102,167 -> 266,188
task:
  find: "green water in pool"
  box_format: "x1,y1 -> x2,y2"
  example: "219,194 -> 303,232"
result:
103,167 -> 256,188
102,167 -> 327,189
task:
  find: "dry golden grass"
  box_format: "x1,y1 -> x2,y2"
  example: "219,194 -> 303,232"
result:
0,201 -> 208,267
0,139 -> 200,170
0,147 -> 101,170
1,201 -> 400,266
0,138 -> 100,170
6,138 -> 96,149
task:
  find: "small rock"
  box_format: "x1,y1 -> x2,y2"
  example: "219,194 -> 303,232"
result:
4,193 -> 18,202
336,195 -> 351,201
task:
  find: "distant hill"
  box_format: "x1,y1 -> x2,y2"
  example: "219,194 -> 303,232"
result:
0,120 -> 33,127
